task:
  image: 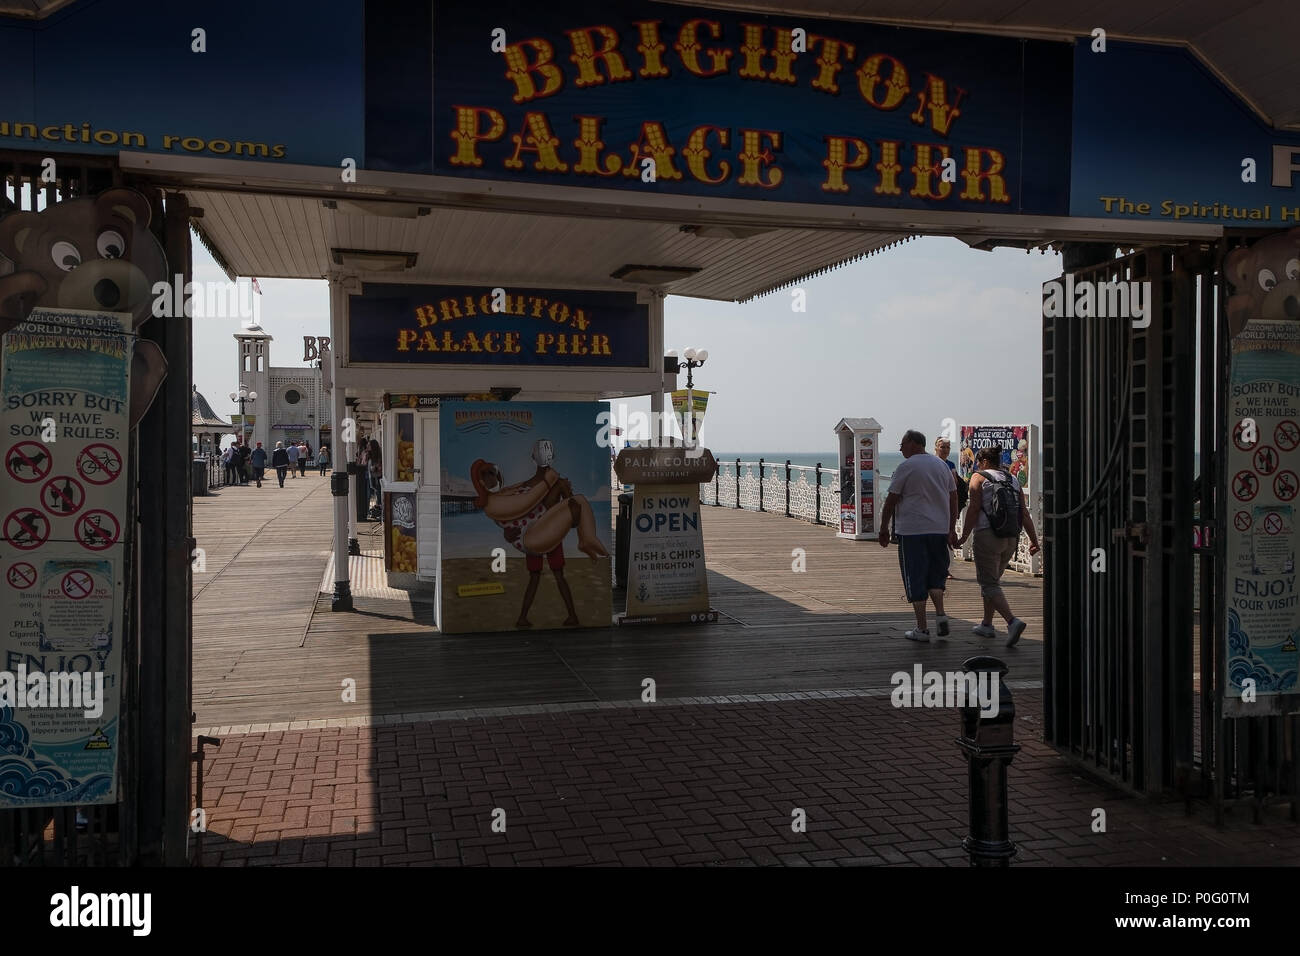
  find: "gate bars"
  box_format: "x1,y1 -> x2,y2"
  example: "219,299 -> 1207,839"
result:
1043,243 -> 1298,822
0,153 -> 194,865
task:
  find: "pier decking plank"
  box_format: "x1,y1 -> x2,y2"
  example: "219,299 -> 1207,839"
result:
193,481 -> 1043,727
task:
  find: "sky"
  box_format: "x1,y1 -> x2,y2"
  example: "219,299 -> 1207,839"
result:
191,234 -> 1063,454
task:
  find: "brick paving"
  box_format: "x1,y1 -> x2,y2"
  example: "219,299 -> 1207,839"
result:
197,689 -> 1300,867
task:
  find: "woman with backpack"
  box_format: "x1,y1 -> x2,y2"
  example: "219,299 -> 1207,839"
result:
956,444 -> 1040,646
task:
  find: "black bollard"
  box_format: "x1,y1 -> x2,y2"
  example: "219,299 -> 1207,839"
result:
956,655 -> 1019,866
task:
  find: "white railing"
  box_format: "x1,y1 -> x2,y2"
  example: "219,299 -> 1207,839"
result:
614,458 -> 1042,575
695,459 -> 848,524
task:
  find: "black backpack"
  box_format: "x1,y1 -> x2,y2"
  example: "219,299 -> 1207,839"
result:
979,470 -> 1022,538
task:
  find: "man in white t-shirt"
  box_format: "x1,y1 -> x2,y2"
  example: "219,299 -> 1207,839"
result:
877,429 -> 959,642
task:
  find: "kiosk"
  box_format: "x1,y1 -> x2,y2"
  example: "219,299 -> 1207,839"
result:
337,281 -> 669,631
833,418 -> 882,539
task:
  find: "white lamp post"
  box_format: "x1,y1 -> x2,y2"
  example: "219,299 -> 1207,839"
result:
672,347 -> 708,447
229,384 -> 257,443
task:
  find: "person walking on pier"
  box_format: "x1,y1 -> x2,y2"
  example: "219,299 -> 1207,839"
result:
317,444 -> 331,476
271,441 -> 290,488
286,440 -> 300,478
935,436 -> 965,580
250,441 -> 268,488
298,441 -> 310,477
878,429 -> 959,641
956,445 -> 1040,646
222,444 -> 238,486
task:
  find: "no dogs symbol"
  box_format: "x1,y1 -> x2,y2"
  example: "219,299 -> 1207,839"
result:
6,441 -> 51,483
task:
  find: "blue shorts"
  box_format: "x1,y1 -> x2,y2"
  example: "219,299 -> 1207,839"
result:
897,534 -> 950,602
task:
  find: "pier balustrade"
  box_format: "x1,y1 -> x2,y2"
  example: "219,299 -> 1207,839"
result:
612,458 -> 1042,575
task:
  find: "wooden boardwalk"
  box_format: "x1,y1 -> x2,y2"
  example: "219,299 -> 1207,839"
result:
193,480 -> 1043,729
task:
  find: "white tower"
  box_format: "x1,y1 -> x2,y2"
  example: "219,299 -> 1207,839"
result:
233,325 -> 273,450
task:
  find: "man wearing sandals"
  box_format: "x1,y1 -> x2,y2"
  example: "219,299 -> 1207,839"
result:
877,429 -> 959,642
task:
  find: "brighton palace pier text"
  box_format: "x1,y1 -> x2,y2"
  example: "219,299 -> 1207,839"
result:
452,20 -> 1017,203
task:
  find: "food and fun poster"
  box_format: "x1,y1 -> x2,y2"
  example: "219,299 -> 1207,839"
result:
1,308 -> 129,806
1224,319 -> 1300,701
437,402 -> 611,633
958,424 -> 1032,489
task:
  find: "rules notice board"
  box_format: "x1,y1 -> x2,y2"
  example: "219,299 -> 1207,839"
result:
1223,319 -> 1300,710
0,308 -> 129,806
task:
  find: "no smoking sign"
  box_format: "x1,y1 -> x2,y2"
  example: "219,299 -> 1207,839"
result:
6,562 -> 37,590
61,569 -> 95,600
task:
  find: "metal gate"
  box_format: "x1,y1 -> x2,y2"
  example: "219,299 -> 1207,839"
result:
1,153 -> 194,865
1043,242 -> 1298,820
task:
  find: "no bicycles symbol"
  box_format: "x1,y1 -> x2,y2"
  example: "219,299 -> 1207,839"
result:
76,510 -> 120,551
1233,511 -> 1252,532
1276,420 -> 1300,453
6,562 -> 36,590
5,441 -> 51,483
76,444 -> 122,485
61,569 -> 94,600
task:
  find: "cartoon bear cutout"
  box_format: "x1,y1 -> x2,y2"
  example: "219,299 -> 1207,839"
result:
0,187 -> 169,427
1224,226 -> 1300,338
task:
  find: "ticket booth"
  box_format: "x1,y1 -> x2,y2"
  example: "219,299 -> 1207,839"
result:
332,280 -> 671,633
833,418 -> 882,539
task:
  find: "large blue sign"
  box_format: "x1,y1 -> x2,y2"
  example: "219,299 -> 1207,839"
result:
348,283 -> 650,368
1071,41 -> 1300,227
6,1 -> 1300,233
0,0 -> 363,168
425,0 -> 1074,215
